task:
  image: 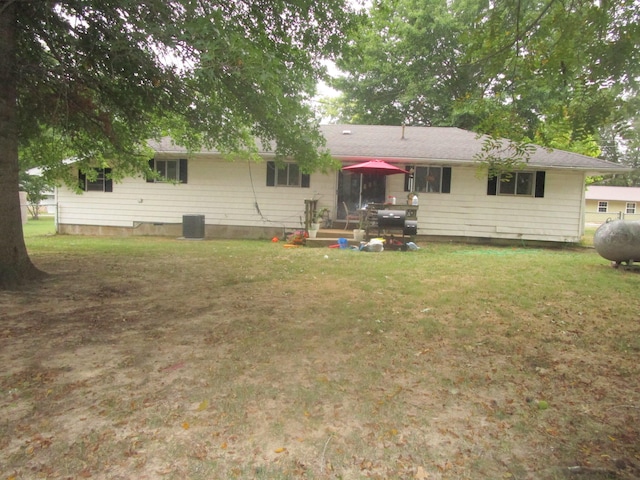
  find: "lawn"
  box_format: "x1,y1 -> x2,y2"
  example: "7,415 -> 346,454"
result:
1,223 -> 639,479
21,215 -> 56,238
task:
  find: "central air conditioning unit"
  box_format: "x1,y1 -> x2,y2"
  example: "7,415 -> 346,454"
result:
182,214 -> 205,239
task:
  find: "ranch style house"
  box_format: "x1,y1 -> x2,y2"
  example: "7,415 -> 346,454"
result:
54,124 -> 630,244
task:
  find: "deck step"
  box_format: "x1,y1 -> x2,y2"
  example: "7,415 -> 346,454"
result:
307,230 -> 354,247
305,237 -> 361,248
302,229 -> 356,247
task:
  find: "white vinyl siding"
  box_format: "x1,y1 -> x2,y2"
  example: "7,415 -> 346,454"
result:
57,157 -> 587,242
384,167 -> 584,242
58,155 -> 333,230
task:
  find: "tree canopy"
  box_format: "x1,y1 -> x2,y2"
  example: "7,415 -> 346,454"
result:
0,0 -> 359,288
330,0 -> 640,157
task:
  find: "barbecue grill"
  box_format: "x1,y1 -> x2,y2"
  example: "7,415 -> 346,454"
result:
377,210 -> 417,236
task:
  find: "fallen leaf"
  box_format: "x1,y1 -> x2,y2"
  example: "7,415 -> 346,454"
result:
197,400 -> 209,411
274,447 -> 287,453
415,466 -> 429,479
160,362 -> 185,372
182,422 -> 190,430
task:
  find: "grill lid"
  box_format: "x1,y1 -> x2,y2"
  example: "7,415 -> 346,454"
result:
377,210 -> 406,227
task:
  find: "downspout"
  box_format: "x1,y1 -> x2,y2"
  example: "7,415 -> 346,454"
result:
54,186 -> 59,234
579,174 -> 587,239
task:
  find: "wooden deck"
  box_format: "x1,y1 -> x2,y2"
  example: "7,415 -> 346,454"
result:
305,228 -> 361,248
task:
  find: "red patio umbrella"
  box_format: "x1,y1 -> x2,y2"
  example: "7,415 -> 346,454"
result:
342,159 -> 409,176
342,159 -> 409,207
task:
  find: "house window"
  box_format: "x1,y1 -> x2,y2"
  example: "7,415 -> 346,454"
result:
598,201 -> 608,213
147,159 -> 188,183
266,161 -> 310,187
626,202 -> 636,214
487,171 -> 546,197
404,166 -> 451,193
498,172 -> 534,195
79,168 -> 113,192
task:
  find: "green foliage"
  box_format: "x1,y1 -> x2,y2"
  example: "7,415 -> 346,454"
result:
332,0 -> 477,127
594,104 -> 640,186
18,173 -> 53,219
0,0 -> 361,286
12,0 -> 360,179
329,0 -> 640,169
474,136 -> 536,180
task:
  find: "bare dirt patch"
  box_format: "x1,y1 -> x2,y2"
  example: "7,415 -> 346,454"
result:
1,241 -> 639,479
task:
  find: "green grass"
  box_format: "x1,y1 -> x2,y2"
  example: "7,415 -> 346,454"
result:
6,226 -> 639,480
581,225 -> 598,246
22,215 -> 56,238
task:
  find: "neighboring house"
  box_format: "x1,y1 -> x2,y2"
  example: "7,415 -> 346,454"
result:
585,186 -> 640,224
55,125 -> 629,243
36,191 -> 56,214
24,166 -> 57,214
19,191 -> 28,224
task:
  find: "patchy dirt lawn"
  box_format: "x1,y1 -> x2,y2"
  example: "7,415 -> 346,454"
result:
1,239 -> 639,479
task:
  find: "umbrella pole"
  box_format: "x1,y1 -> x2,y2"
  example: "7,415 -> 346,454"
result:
359,174 -> 363,208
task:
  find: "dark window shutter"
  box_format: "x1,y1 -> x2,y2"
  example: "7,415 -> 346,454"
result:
301,173 -> 310,188
487,175 -> 497,195
147,159 -> 155,183
179,159 -> 188,183
266,161 -> 275,186
104,168 -> 113,192
442,167 -> 452,194
535,171 -> 546,198
78,170 -> 86,191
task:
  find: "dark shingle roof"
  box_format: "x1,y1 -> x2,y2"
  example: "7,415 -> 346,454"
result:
321,125 -> 628,173
151,124 -> 629,173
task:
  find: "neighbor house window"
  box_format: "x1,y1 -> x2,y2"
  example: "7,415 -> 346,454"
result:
598,201 -> 608,213
487,171 -> 546,197
626,202 -> 636,214
147,159 -> 188,183
404,166 -> 451,193
78,168 -> 113,192
266,161 -> 310,187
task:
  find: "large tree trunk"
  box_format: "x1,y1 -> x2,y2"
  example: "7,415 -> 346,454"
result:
0,2 -> 46,289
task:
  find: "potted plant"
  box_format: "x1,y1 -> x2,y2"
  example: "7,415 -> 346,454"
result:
309,207 -> 329,238
353,210 -> 367,242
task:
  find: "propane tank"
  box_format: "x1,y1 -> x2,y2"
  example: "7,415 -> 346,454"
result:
593,220 -> 640,265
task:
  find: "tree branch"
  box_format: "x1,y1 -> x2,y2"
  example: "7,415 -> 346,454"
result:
468,0 -> 559,67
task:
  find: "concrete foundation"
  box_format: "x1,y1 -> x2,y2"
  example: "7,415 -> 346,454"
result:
57,222 -> 289,240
